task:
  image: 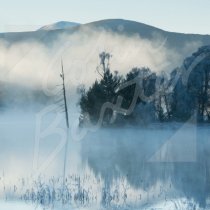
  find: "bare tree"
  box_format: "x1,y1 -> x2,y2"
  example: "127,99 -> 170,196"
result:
59,60 -> 70,202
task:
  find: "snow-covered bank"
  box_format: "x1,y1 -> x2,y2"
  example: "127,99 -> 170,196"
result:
0,198 -> 204,210
0,201 -> 42,210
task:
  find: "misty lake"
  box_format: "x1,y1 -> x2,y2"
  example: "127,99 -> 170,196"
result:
0,111 -> 210,209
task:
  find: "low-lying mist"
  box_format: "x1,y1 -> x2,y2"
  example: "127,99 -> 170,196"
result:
0,27 -> 202,108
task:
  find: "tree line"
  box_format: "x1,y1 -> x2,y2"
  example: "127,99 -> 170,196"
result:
79,46 -> 210,126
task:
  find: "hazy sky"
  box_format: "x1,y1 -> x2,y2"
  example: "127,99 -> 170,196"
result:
0,0 -> 209,34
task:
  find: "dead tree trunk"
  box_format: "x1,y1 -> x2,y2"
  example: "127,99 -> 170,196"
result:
60,60 -> 69,202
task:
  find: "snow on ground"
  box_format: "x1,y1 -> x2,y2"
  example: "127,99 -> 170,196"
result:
2,198 -> 200,210
0,201 -> 42,210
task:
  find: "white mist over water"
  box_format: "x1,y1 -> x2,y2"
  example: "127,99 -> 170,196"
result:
0,110 -> 209,197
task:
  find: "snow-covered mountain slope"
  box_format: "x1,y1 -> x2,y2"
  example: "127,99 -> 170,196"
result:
38,21 -> 80,30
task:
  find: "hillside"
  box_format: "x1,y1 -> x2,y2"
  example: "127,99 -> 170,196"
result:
0,19 -> 209,51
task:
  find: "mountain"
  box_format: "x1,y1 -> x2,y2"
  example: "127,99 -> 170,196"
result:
86,19 -> 210,48
0,19 -> 209,51
38,21 -> 80,31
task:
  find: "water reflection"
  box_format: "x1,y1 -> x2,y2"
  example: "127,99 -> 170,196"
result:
81,125 -> 210,207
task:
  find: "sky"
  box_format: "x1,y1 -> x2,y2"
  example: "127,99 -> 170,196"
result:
0,0 -> 209,34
